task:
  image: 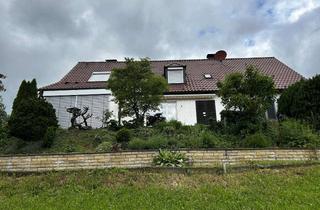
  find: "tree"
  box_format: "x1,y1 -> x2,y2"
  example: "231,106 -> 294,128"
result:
0,74 -> 7,143
8,79 -> 58,141
278,75 -> 320,130
0,74 -> 7,125
108,58 -> 168,126
217,65 -> 276,134
0,74 -> 6,92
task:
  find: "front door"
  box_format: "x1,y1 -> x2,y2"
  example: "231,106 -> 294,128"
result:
196,100 -> 216,125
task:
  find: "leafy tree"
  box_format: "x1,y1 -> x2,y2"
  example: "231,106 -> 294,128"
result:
0,96 -> 7,126
217,65 -> 276,134
108,58 -> 168,126
0,74 -> 7,143
278,75 -> 320,130
8,79 -> 58,141
0,74 -> 6,92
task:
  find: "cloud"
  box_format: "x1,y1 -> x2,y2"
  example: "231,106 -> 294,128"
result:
0,0 -> 319,112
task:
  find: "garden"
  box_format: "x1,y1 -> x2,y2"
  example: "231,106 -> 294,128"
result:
0,60 -> 319,157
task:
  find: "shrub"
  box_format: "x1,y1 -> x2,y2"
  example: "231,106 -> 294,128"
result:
153,149 -> 188,167
64,145 -> 76,153
278,75 -> 320,130
279,119 -> 320,148
116,128 -> 132,147
133,127 -> 156,138
128,138 -> 148,150
102,110 -> 113,128
155,120 -> 183,132
43,126 -> 57,148
107,119 -> 121,131
201,132 -> 228,148
242,132 -> 272,148
96,141 -> 113,152
146,113 -> 165,126
221,110 -> 267,136
146,135 -> 168,149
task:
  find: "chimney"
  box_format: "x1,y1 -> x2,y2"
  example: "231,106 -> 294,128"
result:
207,50 -> 227,61
105,59 -> 117,62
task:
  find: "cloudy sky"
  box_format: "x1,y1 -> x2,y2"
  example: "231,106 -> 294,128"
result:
1,0 -> 320,112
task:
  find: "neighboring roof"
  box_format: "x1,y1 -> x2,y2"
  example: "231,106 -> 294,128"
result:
40,56 -> 303,93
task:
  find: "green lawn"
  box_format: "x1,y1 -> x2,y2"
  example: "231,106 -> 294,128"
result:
1,165 -> 320,210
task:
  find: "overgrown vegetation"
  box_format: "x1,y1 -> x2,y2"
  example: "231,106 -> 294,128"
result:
1,68 -> 320,155
8,79 -> 58,141
1,118 -> 319,154
278,75 -> 320,130
1,165 -> 320,209
217,65 -> 276,135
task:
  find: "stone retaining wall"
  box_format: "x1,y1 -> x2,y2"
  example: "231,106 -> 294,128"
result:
0,149 -> 319,172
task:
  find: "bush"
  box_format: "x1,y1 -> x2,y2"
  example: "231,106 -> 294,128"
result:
96,141 -> 113,152
102,110 -> 113,128
155,120 -> 183,132
153,149 -> 188,167
146,135 -> 169,149
279,119 -> 320,148
242,132 -> 273,148
107,120 -> 121,131
133,127 -> 156,138
128,138 -> 148,150
64,145 -> 76,153
43,126 -> 57,148
201,132 -> 228,148
221,110 -> 266,136
116,128 -> 132,147
146,113 -> 165,126
278,75 -> 320,130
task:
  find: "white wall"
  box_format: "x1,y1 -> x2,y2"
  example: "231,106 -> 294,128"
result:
45,95 -> 110,128
214,96 -> 224,121
44,89 -> 225,127
176,100 -> 197,125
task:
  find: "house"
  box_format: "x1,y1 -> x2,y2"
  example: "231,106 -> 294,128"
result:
40,50 -> 303,128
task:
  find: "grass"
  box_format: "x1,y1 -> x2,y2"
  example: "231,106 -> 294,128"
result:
0,165 -> 320,209
1,129 -> 115,154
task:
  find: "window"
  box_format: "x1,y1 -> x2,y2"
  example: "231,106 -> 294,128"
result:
204,74 -> 212,79
166,67 -> 184,84
160,102 -> 177,120
88,72 -> 110,82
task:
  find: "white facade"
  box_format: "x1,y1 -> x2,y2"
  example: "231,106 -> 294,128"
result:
43,89 -> 224,128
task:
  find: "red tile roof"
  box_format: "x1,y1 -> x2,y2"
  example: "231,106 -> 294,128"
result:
40,57 -> 303,93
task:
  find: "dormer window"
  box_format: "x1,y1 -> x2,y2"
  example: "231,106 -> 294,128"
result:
165,66 -> 185,84
88,72 -> 110,82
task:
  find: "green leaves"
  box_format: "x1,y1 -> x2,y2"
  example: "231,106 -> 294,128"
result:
108,58 -> 168,126
153,149 -> 188,167
278,75 -> 320,130
8,79 -> 58,141
217,65 -> 276,116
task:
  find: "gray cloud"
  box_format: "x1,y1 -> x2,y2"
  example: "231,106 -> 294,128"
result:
0,0 -> 319,112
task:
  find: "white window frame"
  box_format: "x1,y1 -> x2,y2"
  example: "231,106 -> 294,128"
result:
88,72 -> 111,82
204,74 -> 212,79
166,67 -> 184,84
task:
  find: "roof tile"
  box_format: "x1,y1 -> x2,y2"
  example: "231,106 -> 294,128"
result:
40,57 -> 303,93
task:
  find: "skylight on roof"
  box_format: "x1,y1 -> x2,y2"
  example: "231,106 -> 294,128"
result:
88,72 -> 110,82
204,74 -> 212,79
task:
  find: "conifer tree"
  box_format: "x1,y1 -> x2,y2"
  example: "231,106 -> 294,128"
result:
8,79 -> 58,141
